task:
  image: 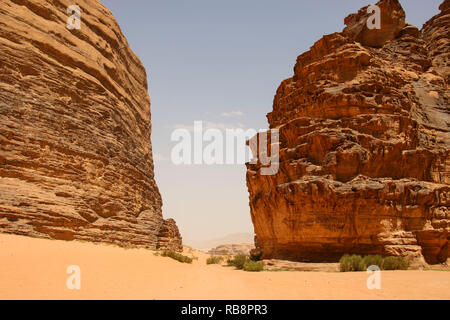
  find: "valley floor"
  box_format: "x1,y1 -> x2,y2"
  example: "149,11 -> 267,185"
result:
0,234 -> 449,300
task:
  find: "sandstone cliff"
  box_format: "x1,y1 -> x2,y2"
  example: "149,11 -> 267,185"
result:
247,0 -> 449,264
0,0 -> 182,250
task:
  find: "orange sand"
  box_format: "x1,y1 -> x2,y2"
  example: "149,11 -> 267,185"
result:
0,234 -> 449,300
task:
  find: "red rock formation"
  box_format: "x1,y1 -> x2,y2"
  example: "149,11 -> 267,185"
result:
0,0 -> 182,251
343,0 -> 406,48
247,0 -> 449,264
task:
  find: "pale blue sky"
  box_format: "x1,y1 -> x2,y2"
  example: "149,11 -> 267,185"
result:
101,0 -> 441,245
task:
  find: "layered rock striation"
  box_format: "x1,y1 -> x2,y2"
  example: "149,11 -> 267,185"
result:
247,0 -> 449,264
0,0 -> 182,250
157,219 -> 183,252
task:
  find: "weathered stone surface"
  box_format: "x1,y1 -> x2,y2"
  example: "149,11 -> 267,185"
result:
0,0 -> 182,250
157,219 -> 183,252
247,0 -> 449,264
343,0 -> 405,48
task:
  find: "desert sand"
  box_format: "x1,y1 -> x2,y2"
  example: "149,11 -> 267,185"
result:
0,234 -> 449,300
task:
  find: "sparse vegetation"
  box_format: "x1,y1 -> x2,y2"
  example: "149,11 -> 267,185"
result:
227,254 -> 249,270
228,254 -> 248,270
361,255 -> 384,270
207,256 -> 224,265
381,256 -> 409,270
340,254 -> 365,272
243,260 -> 265,272
226,254 -> 265,272
340,254 -> 409,272
160,250 -> 193,264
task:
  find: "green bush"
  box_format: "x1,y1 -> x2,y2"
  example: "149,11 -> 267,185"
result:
227,254 -> 248,270
361,255 -> 384,270
339,254 -> 351,272
382,256 -> 409,270
207,256 -> 224,265
243,260 -> 265,272
160,250 -> 193,264
340,254 -> 410,272
339,254 -> 365,272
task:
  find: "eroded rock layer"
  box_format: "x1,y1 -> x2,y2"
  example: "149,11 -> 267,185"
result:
157,219 -> 183,252
0,0 -> 182,250
247,0 -> 449,264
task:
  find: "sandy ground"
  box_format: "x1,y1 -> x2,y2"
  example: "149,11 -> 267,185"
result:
0,233 -> 449,300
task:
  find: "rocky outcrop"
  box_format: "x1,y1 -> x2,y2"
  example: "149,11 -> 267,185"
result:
157,219 -> 183,252
0,0 -> 182,250
207,243 -> 255,256
247,0 -> 449,264
343,0 -> 405,48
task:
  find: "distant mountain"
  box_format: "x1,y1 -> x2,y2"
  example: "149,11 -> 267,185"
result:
208,243 -> 255,256
186,233 -> 254,250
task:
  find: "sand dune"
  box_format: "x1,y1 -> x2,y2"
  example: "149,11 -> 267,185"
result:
0,234 -> 449,300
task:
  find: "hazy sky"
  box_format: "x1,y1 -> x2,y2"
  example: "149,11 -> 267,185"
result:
101,0 -> 441,245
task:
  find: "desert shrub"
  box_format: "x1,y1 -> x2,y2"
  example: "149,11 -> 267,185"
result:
382,256 -> 409,270
207,256 -> 224,265
339,254 -> 365,272
160,250 -> 193,264
340,254 -> 410,272
228,254 -> 248,270
250,249 -> 262,261
243,260 -> 265,272
339,254 -> 352,272
361,255 -> 384,270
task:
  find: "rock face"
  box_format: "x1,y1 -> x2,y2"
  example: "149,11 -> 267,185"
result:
247,0 -> 449,264
343,0 -> 406,48
157,219 -> 183,252
0,0 -> 182,250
